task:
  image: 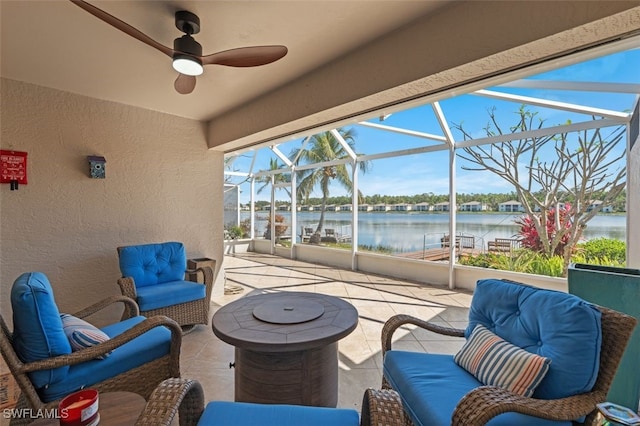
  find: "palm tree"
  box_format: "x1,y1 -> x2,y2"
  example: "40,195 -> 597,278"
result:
290,128 -> 369,244
255,158 -> 291,240
255,158 -> 291,197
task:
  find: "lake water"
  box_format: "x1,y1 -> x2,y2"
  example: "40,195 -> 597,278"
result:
241,211 -> 626,253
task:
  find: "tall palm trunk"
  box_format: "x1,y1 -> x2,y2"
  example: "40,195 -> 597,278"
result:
310,197 -> 328,244
291,128 -> 368,245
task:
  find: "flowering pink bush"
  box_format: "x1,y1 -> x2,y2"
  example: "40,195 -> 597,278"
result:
515,203 -> 572,255
264,214 -> 289,240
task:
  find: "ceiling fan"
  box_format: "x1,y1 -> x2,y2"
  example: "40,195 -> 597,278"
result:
69,0 -> 288,94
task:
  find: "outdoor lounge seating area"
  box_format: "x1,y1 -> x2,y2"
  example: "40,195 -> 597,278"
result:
2,3 -> 640,425
1,253 -> 638,425
2,252 -> 470,423
167,255 -> 639,425
174,252 -> 474,412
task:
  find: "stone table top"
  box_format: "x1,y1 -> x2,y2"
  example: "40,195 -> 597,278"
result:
212,291 -> 359,352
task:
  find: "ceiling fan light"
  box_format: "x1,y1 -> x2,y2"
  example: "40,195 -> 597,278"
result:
173,55 -> 203,76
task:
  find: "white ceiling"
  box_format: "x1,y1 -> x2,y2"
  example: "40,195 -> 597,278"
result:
1,0 -> 448,122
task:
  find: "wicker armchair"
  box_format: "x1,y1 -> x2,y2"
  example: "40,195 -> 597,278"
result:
368,304 -> 637,426
135,378 -> 205,426
1,292 -> 181,425
134,381 -> 402,425
117,242 -> 215,328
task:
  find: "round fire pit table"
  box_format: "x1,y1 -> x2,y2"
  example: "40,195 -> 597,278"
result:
212,291 -> 359,407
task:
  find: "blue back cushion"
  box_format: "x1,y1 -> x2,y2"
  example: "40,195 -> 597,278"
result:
118,242 -> 186,287
11,272 -> 72,388
467,279 -> 602,399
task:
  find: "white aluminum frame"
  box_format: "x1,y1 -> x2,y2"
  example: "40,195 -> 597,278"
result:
223,42 -> 639,285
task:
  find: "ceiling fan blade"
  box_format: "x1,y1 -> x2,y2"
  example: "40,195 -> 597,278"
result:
174,74 -> 196,94
69,0 -> 173,58
202,45 -> 288,67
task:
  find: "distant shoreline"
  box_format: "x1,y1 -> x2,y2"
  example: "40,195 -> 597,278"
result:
249,210 -> 627,215
238,211 -> 626,252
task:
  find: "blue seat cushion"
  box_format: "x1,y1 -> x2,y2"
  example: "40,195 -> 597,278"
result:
39,316 -> 172,402
198,401 -> 359,426
119,242 -> 186,288
136,280 -> 205,311
467,279 -> 601,399
11,272 -> 71,388
383,351 -> 570,426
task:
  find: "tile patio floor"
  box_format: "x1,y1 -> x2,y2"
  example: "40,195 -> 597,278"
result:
180,252 -> 473,412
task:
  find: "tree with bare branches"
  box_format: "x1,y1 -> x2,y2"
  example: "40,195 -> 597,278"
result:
454,106 -> 626,275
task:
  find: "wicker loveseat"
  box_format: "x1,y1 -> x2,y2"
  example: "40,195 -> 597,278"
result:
1,272 -> 181,425
365,279 -> 637,426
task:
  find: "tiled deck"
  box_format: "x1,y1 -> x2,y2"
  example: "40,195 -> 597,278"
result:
181,252 -> 472,412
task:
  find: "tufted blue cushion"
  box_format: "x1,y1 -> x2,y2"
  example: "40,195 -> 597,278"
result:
119,242 -> 187,288
39,316 -> 172,402
384,351 -> 570,426
467,279 -> 601,400
11,272 -> 72,389
198,401 -> 360,426
135,280 -> 205,311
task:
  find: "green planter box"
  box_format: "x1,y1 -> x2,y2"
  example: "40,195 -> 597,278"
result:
568,263 -> 640,411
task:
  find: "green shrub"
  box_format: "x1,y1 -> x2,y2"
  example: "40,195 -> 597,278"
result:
459,253 -> 502,269
528,254 -> 564,277
460,242 -> 627,277
227,226 -> 244,239
570,253 -> 626,268
459,250 -> 564,277
359,244 -> 393,254
239,218 -> 252,238
575,238 -> 625,264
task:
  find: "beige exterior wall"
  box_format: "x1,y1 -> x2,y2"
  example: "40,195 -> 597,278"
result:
0,79 -> 223,324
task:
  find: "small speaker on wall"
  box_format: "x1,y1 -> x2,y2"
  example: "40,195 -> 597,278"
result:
87,155 -> 106,179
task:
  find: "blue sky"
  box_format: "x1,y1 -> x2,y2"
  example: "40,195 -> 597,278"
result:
226,48 -> 639,203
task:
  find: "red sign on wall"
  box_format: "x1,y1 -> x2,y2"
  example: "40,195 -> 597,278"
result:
0,150 -> 28,184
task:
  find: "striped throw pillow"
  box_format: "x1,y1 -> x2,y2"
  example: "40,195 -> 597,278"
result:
454,324 -> 551,397
60,314 -> 111,359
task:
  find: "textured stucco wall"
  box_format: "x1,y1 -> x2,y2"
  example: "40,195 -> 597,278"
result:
0,79 -> 223,324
